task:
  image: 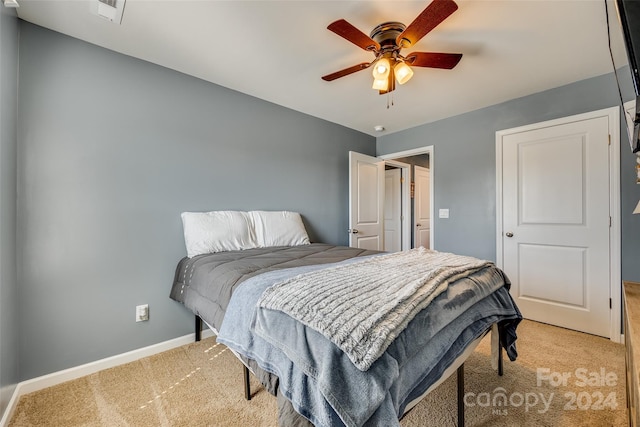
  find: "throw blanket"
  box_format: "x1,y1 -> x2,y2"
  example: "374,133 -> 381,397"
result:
257,248 -> 492,371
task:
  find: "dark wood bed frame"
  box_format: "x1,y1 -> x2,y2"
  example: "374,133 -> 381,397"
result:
194,314 -> 503,427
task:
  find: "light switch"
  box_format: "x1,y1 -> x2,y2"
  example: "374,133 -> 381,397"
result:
439,209 -> 450,219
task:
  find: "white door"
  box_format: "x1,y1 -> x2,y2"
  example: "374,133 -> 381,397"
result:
384,168 -> 402,252
349,151 -> 384,250
500,115 -> 611,337
414,166 -> 431,249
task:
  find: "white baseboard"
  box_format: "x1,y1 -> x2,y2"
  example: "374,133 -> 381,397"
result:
0,385 -> 18,427
0,329 -> 214,427
0,385 -> 17,427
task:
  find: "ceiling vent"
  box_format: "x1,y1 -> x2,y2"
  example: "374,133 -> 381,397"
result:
91,0 -> 126,24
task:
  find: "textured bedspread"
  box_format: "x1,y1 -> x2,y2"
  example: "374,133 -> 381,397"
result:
217,258 -> 521,427
169,244 -> 379,332
257,248 -> 493,371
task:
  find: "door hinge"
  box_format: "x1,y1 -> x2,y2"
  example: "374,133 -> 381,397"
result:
610,216 -> 612,227
610,298 -> 612,309
400,177 -> 405,184
608,134 -> 611,145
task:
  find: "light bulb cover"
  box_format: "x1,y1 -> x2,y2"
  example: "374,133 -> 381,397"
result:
394,61 -> 414,85
372,77 -> 389,91
372,58 -> 391,79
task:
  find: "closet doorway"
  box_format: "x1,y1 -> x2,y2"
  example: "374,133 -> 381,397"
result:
380,146 -> 434,250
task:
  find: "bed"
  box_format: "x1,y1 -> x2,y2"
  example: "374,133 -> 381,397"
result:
169,210 -> 522,427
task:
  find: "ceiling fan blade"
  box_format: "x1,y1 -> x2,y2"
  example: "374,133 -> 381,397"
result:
322,62 -> 372,81
327,19 -> 381,51
405,52 -> 462,69
396,0 -> 459,48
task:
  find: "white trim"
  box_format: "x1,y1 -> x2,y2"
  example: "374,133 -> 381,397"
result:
380,146 -> 435,250
0,386 -> 18,427
609,106 -> 622,343
0,329 -> 214,427
495,106 -> 622,343
495,134 -> 505,267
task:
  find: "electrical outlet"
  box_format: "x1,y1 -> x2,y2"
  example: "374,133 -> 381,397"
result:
136,304 -> 149,322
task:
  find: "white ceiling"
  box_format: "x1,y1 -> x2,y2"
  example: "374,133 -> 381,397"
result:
14,0 -> 615,136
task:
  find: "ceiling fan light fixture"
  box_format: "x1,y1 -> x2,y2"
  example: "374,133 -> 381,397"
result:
372,57 -> 391,91
372,77 -> 389,91
372,57 -> 391,79
394,61 -> 414,85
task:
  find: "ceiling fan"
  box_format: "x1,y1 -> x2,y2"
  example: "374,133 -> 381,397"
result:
321,0 -> 462,94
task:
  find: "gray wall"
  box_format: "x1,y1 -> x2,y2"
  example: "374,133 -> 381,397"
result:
13,16 -> 640,386
377,73 -> 640,282
16,22 -> 375,380
0,5 -> 19,419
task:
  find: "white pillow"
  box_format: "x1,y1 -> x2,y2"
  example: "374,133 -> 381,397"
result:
181,211 -> 257,257
250,211 -> 310,247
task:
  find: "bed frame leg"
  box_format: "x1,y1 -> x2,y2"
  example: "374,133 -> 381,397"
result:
195,315 -> 202,342
192,314 -> 251,401
244,365 -> 251,401
498,339 -> 504,376
457,364 -> 465,427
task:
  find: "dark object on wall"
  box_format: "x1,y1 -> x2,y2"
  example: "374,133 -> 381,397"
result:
607,0 -> 640,153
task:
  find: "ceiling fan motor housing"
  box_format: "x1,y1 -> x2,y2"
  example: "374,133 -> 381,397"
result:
370,22 -> 406,51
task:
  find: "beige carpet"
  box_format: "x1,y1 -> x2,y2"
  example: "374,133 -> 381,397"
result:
9,320 -> 627,426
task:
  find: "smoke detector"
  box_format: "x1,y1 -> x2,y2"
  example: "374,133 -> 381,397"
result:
91,0 -> 126,24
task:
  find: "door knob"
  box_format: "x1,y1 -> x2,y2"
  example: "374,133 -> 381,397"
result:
505,232 -> 514,238
416,223 -> 422,227
347,229 -> 359,234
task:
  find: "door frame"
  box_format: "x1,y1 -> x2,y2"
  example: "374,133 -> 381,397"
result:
380,146 -> 435,250
495,106 -> 621,343
383,160 -> 411,251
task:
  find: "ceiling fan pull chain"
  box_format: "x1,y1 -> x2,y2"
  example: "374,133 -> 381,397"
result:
386,90 -> 394,109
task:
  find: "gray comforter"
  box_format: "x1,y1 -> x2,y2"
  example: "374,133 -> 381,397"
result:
170,244 -> 379,332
